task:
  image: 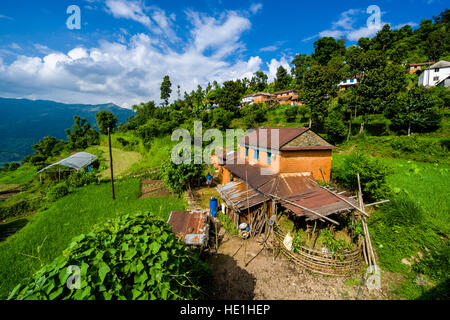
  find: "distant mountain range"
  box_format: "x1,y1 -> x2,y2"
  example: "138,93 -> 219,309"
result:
0,98 -> 135,164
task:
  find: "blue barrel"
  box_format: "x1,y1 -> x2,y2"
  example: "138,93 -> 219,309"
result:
210,197 -> 218,218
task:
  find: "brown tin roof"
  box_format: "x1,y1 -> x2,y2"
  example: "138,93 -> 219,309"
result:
167,211 -> 209,245
216,180 -> 267,212
218,163 -> 356,220
240,127 -> 336,151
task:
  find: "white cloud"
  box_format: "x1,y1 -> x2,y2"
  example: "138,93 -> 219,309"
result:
304,7 -> 415,43
267,57 -> 291,81
105,0 -> 178,42
0,10 -> 263,108
187,10 -> 251,58
260,45 -> 278,52
105,0 -> 151,26
250,3 -> 263,15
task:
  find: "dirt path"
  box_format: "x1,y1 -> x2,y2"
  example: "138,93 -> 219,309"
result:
140,179 -> 171,198
205,232 -> 395,300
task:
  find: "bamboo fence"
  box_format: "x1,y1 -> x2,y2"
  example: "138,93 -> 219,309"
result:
273,226 -> 364,276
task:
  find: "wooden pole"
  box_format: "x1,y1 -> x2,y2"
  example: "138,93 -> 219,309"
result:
108,127 -> 116,200
308,178 -> 370,218
357,173 -> 376,267
365,200 -> 390,207
269,194 -> 340,226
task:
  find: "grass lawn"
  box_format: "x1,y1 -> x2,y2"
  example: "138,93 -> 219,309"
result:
332,154 -> 450,235
332,152 -> 449,299
0,164 -> 36,186
92,146 -> 142,179
0,178 -> 187,299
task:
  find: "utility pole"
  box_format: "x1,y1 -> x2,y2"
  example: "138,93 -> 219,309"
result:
108,127 -> 115,200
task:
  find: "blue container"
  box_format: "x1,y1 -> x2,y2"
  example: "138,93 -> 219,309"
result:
210,197 -> 218,218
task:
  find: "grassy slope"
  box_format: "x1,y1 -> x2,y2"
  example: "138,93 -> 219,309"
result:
92,146 -> 142,179
332,155 -> 449,235
0,178 -> 187,299
332,135 -> 449,299
0,164 -> 36,186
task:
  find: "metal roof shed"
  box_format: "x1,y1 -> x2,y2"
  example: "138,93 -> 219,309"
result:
37,152 -> 98,174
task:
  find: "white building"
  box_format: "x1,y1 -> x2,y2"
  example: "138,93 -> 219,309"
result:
338,75 -> 363,90
418,61 -> 450,87
437,76 -> 450,88
241,93 -> 255,105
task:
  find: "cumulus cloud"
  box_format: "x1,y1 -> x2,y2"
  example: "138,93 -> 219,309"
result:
304,7 -> 415,42
105,0 -> 151,26
0,9 -> 263,108
105,0 -> 178,42
267,57 -> 291,81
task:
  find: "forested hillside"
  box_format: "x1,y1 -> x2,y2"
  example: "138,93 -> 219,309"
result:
0,98 -> 134,164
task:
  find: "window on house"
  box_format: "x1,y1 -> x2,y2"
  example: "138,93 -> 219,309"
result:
434,76 -> 439,81
435,68 -> 440,72
267,152 -> 272,164
245,147 -> 249,157
255,149 -> 259,161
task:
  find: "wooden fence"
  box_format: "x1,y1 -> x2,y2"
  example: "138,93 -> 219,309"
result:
273,226 -> 364,276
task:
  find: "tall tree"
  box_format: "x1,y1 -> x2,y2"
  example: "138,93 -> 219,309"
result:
25,136 -> 65,167
354,62 -> 406,133
250,71 -> 268,92
312,37 -> 346,65
274,66 -> 291,91
220,80 -> 246,112
301,59 -> 344,129
386,87 -> 442,135
65,116 -> 99,150
291,54 -> 312,86
96,111 -> 118,135
160,75 -> 172,107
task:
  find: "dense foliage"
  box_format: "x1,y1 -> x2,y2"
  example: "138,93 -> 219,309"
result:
332,152 -> 392,202
96,111 -> 118,135
160,158 -> 205,194
8,213 -> 210,300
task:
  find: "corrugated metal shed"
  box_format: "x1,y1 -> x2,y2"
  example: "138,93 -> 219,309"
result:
216,180 -> 267,212
218,163 -> 357,221
37,152 -> 98,174
167,211 -> 209,246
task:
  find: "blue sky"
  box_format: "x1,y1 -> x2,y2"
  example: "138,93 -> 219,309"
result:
0,0 -> 447,107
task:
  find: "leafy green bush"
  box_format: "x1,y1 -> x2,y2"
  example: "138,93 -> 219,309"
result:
46,183 -> 70,202
66,169 -> 99,189
218,212 -> 237,236
292,232 -> 306,254
324,111 -> 347,144
160,159 -> 204,195
321,229 -> 352,257
332,152 -> 392,202
8,213 -> 210,300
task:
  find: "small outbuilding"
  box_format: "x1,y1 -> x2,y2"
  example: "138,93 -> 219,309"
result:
37,152 -> 99,180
